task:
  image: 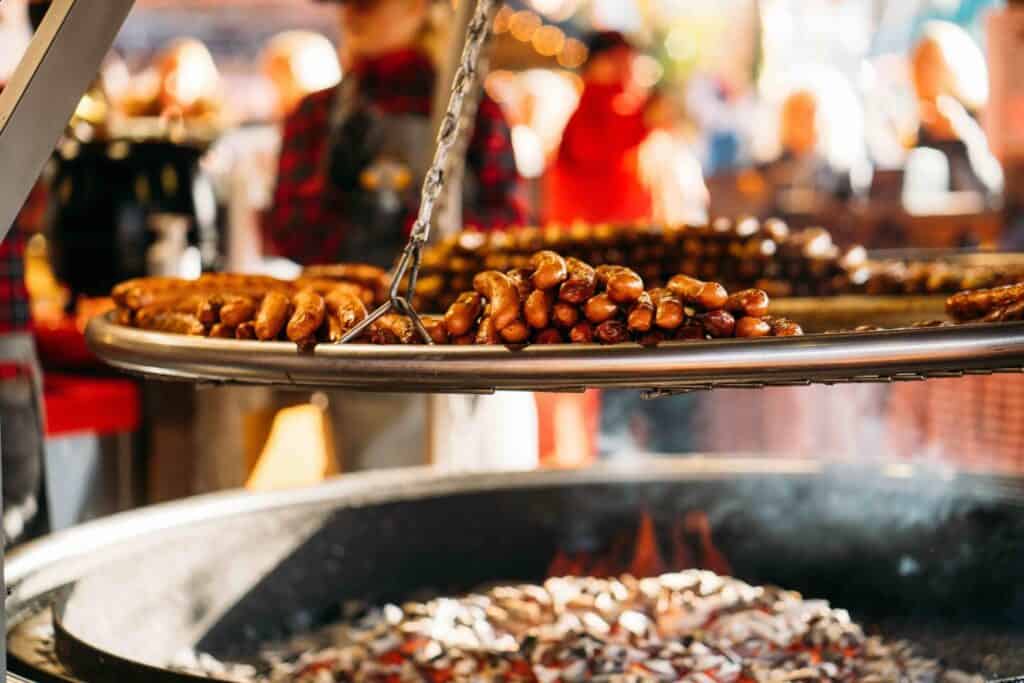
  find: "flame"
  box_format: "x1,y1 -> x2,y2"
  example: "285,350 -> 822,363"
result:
547,510 -> 730,579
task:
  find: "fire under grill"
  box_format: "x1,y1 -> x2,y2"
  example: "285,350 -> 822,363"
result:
7,461 -> 1024,682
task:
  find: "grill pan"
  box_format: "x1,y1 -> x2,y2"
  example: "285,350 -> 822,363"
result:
7,459 -> 1024,681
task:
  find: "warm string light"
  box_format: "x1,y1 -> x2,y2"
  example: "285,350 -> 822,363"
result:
492,4 -> 588,69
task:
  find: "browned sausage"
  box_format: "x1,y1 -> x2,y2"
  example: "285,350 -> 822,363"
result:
596,265 -> 644,304
531,250 -> 569,291
421,316 -> 450,345
208,322 -> 235,339
525,289 -> 554,329
138,311 -> 205,336
675,323 -> 706,341
324,287 -> 368,341
254,290 -> 291,341
724,289 -> 770,318
506,268 -> 534,300
475,316 -> 501,345
558,258 -> 597,304
596,320 -> 630,345
115,307 -> 134,326
193,295 -> 220,327
700,310 -> 736,338
473,270 -> 521,331
552,301 -> 580,329
735,316 -> 772,338
650,288 -> 684,331
627,292 -> 655,333
444,292 -> 484,337
766,317 -> 804,337
534,328 -> 564,344
667,274 -> 728,310
947,283 -> 1024,322
500,319 -> 531,344
218,295 -> 258,328
569,321 -> 595,344
451,333 -> 476,346
111,276 -> 187,310
638,330 -> 667,347
286,289 -> 327,343
370,313 -> 416,345
235,322 -> 257,340
584,293 -> 620,324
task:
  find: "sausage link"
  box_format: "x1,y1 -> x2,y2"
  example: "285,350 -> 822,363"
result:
700,310 -> 736,338
525,289 -> 554,329
219,295 -> 258,328
111,276 -> 187,310
473,271 -> 521,331
596,265 -> 644,304
947,283 -> 1024,322
208,323 -> 236,339
286,289 -> 327,343
324,287 -> 368,341
370,313 -> 416,345
444,292 -> 484,337
531,250 -> 568,291
235,322 -> 257,340
506,268 -> 534,300
451,333 -> 476,346
765,317 -> 804,337
558,257 -> 597,304
627,292 -> 655,333
138,311 -> 205,336
500,319 -> 531,344
724,289 -> 770,318
475,316 -> 501,345
735,316 -> 772,338
596,319 -> 630,345
650,288 -> 685,331
675,323 -> 707,341
552,301 -> 581,329
584,293 -> 620,324
667,274 -> 728,309
638,330 -> 667,347
421,316 -> 450,345
254,290 -> 291,341
569,321 -> 595,344
533,328 -> 564,344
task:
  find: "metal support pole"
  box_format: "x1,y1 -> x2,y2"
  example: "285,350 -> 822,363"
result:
0,2 -> 136,676
0,0 -> 136,239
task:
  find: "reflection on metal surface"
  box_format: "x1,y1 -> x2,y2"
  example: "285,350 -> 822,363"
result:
86,313 -> 1024,394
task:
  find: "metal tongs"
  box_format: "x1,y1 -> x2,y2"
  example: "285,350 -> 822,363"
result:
340,0 -> 500,345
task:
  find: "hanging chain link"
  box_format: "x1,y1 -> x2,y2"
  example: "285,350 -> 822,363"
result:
341,0 -> 499,344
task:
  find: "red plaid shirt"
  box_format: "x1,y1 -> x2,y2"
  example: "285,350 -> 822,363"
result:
265,48 -> 525,266
0,183 -> 44,335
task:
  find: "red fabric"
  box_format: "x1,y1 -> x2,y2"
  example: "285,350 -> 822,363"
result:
43,374 -> 140,437
264,48 -> 525,265
544,83 -> 652,224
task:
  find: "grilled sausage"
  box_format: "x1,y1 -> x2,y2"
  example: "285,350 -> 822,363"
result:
627,292 -> 655,333
596,320 -> 630,345
235,321 -> 257,340
596,265 -> 644,304
525,289 -> 554,329
667,274 -> 728,310
700,310 -> 736,338
506,268 -> 534,300
218,295 -> 258,328
584,293 -> 620,324
724,289 -> 770,318
558,258 -> 597,304
138,311 -> 205,336
323,287 -> 368,341
533,328 -> 564,344
421,316 -> 450,345
254,290 -> 292,341
650,288 -> 684,331
531,250 -> 569,291
475,316 -> 501,345
286,289 -> 327,343
766,317 -> 804,337
735,316 -> 772,338
552,301 -> 581,329
569,321 -> 594,344
500,319 -> 531,344
208,322 -> 236,339
444,292 -> 484,337
473,271 -> 521,331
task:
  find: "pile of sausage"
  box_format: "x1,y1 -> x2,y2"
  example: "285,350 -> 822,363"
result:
111,268 -> 387,350
443,252 -> 803,346
947,282 -> 1024,324
111,254 -> 804,348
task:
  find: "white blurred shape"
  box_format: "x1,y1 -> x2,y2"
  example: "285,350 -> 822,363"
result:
511,124 -> 545,179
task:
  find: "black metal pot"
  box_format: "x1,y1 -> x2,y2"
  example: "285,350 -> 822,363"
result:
7,459 -> 1024,681
45,139 -> 218,298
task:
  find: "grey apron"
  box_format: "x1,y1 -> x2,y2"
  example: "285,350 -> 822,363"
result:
0,332 -> 46,543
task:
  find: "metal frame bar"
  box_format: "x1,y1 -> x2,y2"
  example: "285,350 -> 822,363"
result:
0,0 -> 136,238
0,2 -> 136,677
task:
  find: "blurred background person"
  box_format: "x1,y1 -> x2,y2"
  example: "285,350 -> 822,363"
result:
543,31 -> 662,225
906,20 -> 1002,200
264,0 -> 525,269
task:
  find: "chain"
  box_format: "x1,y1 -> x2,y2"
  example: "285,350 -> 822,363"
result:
341,0 -> 499,344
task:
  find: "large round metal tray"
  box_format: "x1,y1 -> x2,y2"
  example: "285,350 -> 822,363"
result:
86,312 -> 1024,394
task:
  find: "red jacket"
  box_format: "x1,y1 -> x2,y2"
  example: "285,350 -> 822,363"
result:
544,82 -> 652,225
